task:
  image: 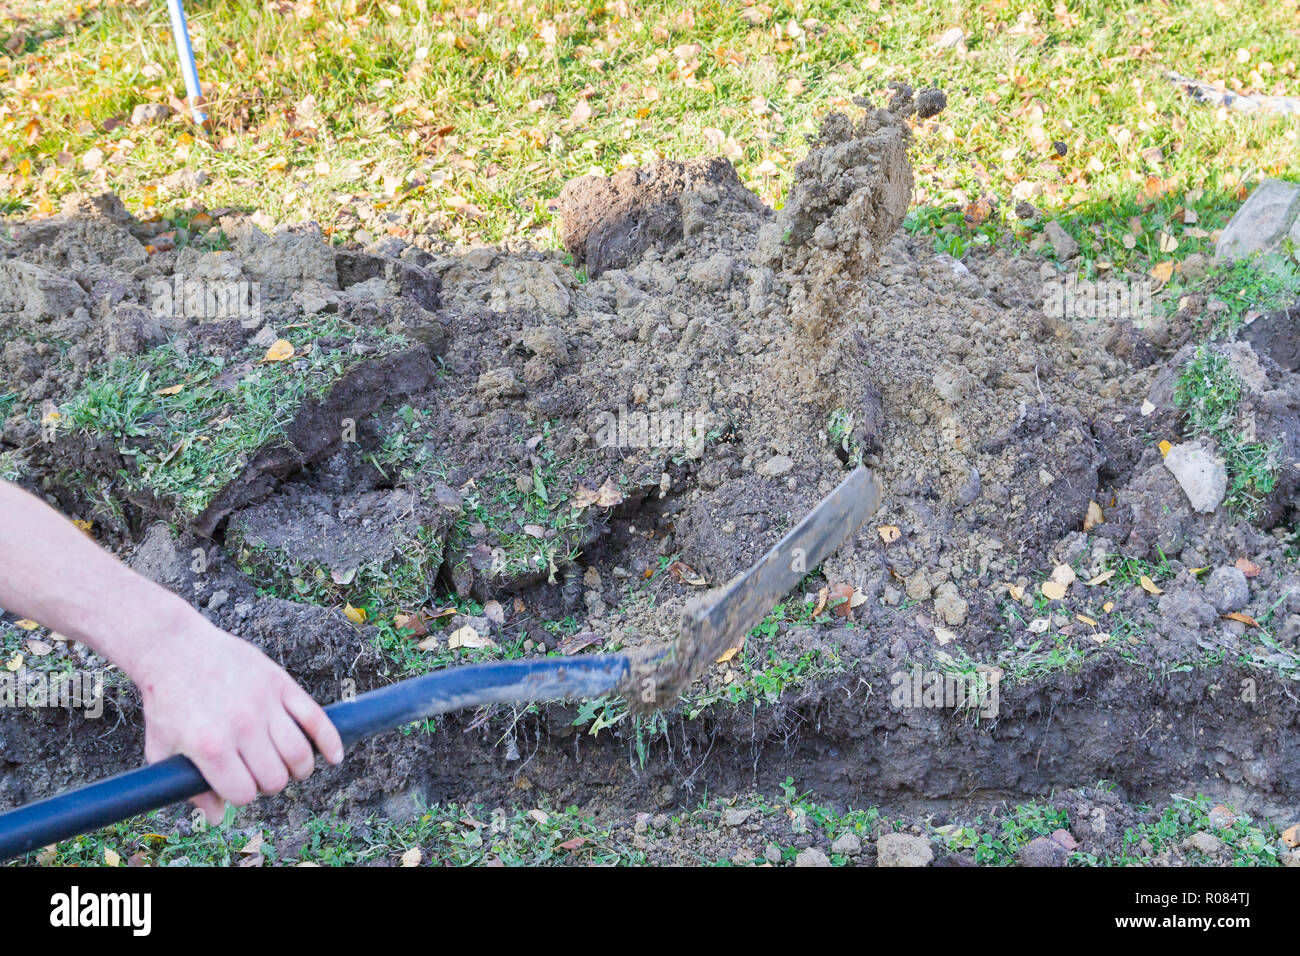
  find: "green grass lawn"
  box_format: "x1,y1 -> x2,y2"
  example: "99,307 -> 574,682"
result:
1,0 -> 1298,279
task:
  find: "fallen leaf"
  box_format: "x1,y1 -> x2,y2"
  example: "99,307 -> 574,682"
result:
14,619 -> 39,630
528,809 -> 550,825
342,603 -> 367,625
26,639 -> 52,656
1041,580 -> 1068,601
570,477 -> 624,510
558,631 -> 602,655
240,832 -> 264,855
1234,557 -> 1261,578
1086,570 -> 1115,586
1027,618 -> 1050,634
1150,261 -> 1175,285
1102,601 -> 1115,613
1138,575 -> 1163,595
4,654 -> 22,671
934,625 -> 956,645
828,582 -> 856,619
559,837 -> 588,851
153,383 -> 185,396
261,339 -> 295,363
71,519 -> 94,536
715,642 -> 743,664
1222,612 -> 1259,627
400,847 -> 422,867
1076,614 -> 1097,627
812,587 -> 829,617
1083,500 -> 1104,531
877,525 -> 901,543
415,635 -> 440,651
448,625 -> 496,650
393,612 -> 429,637
1008,583 -> 1025,601
850,588 -> 869,608
104,848 -> 121,867
666,561 -> 707,586
1158,439 -> 1172,457
330,567 -> 357,586
1090,632 -> 1112,644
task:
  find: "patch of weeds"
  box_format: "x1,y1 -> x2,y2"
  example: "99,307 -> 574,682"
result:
935,799 -> 1071,866
1204,254 -> 1300,338
61,318 -> 409,518
825,407 -> 863,466
1174,345 -> 1279,519
1104,794 -> 1283,866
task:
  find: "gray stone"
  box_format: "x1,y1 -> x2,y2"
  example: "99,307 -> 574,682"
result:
1163,441 -> 1227,513
795,846 -> 831,867
163,168 -> 209,193
935,27 -> 965,49
1017,835 -> 1068,867
721,806 -> 755,827
1204,566 -> 1250,613
520,326 -> 571,365
476,367 -> 525,399
207,589 -> 229,611
757,454 -> 794,477
831,832 -> 862,856
131,103 -> 171,125
129,522 -> 186,587
876,832 -> 933,867
1215,178 -> 1300,261
764,843 -> 783,865
1043,221 -> 1079,260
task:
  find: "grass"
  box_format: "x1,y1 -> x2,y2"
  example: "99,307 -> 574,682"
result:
2,0 -> 1297,281
61,315 -> 409,518
1174,343 -> 1280,519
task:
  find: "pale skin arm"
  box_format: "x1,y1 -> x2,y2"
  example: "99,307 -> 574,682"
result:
0,480 -> 344,821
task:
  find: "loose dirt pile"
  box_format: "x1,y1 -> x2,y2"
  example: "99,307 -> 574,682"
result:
3,87 -> 1300,863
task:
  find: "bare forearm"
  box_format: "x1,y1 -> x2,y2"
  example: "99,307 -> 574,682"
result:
0,480 -> 192,686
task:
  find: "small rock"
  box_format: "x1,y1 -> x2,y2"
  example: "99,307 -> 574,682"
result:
764,843 -> 783,865
163,168 -> 209,192
81,147 -> 105,171
757,454 -> 794,477
1204,566 -> 1250,613
831,832 -> 862,856
933,581 -> 968,627
721,807 -> 755,827
131,103 -> 171,125
1163,441 -> 1227,513
1043,221 -> 1079,260
1017,835 -> 1068,867
1186,831 -> 1222,855
1050,828 -> 1079,851
795,847 -> 831,867
876,832 -> 933,867
206,589 -> 229,612
476,367 -> 525,400
1207,805 -> 1237,830
935,26 -> 965,49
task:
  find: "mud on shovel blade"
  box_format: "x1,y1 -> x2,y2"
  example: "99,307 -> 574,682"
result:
642,466 -> 882,703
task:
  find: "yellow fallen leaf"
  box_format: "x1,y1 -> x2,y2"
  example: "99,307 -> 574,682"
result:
1158,440 -> 1172,457
153,384 -> 184,396
1283,824 -> 1299,848
5,654 -> 22,671
71,519 -> 94,536
1083,500 -> 1104,532
400,847 -> 422,867
1188,567 -> 1208,575
1041,580 -> 1068,601
1090,632 -> 1112,644
261,339 -> 295,363
877,525 -> 901,543
1086,570 -> 1115,586
1008,584 -> 1025,601
26,639 -> 52,656
342,603 -> 367,625
1102,601 -> 1115,613
448,625 -> 496,650
1139,575 -> 1163,595
1150,260 -> 1174,285
240,832 -> 264,855
14,619 -> 39,630
104,848 -> 121,867
812,587 -> 828,617
715,644 -> 742,664
1222,612 -> 1259,627
1076,614 -> 1097,627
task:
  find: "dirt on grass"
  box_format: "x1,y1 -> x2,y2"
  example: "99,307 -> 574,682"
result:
2,87 -> 1300,865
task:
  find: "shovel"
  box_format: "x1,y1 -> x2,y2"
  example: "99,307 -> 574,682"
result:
0,467 -> 880,861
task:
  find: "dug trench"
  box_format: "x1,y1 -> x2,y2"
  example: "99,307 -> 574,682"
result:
3,88 -> 1300,860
